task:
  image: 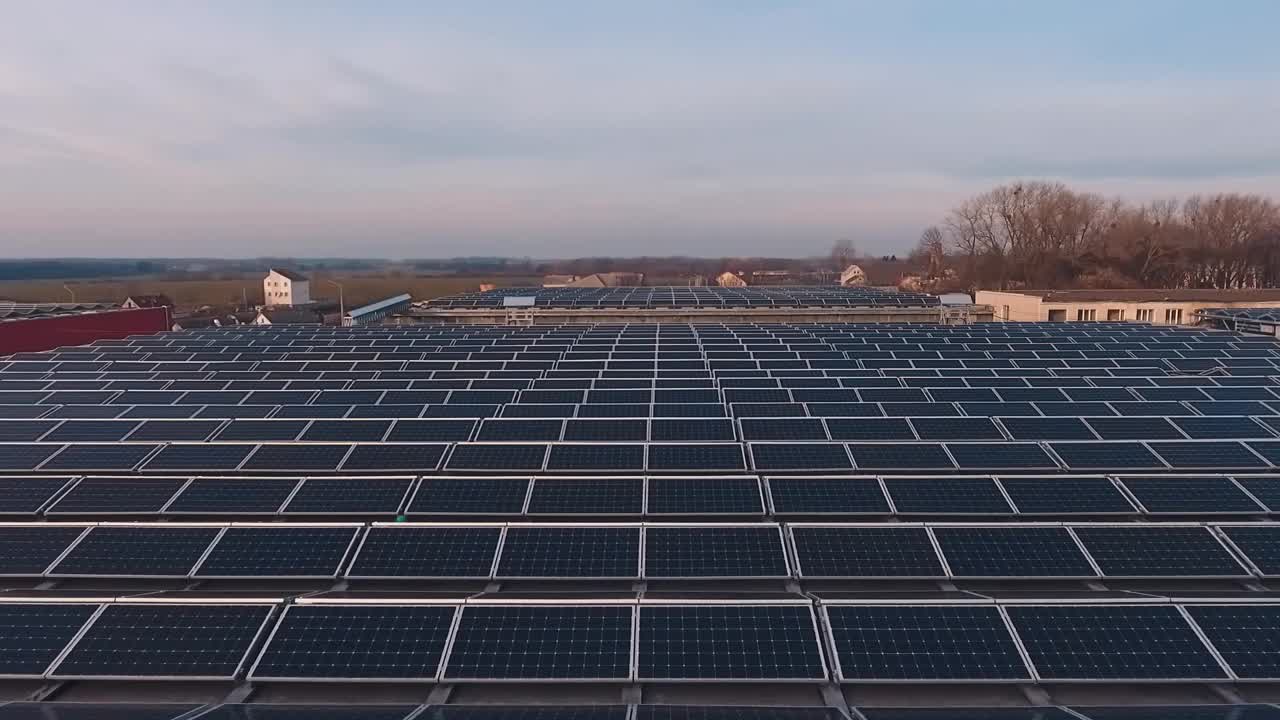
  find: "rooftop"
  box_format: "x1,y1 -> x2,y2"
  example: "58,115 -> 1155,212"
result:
992,288 -> 1280,303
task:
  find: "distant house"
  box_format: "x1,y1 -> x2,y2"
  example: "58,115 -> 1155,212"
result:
839,265 -> 867,287
122,294 -> 174,310
542,274 -> 579,288
717,272 -> 747,287
263,268 -> 310,307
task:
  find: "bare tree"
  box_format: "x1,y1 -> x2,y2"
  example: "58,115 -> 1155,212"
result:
830,239 -> 857,270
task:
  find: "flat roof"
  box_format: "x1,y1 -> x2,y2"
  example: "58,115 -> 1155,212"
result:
989,289 -> 1280,303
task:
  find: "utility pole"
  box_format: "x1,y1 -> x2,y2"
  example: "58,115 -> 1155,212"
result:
325,279 -> 344,324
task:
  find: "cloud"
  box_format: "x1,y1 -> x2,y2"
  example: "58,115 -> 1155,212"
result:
1,2 -> 1278,257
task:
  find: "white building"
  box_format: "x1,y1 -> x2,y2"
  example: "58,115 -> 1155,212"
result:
976,289 -> 1280,324
263,268 -> 310,307
839,264 -> 867,286
716,271 -> 747,287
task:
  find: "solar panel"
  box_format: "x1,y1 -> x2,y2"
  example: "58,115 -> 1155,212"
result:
0,420 -> 60,442
1173,417 -> 1275,440
164,477 -> 299,515
0,525 -> 87,575
497,526 -> 640,577
42,443 -> 158,471
526,478 -> 644,514
1005,605 -> 1226,680
0,475 -> 76,514
910,417 -> 1004,440
49,525 -> 220,577
740,418 -> 828,441
1068,706 -> 1280,720
1116,476 -> 1266,514
859,709 -> 1076,720
945,443 -> 1059,470
647,477 -> 763,514
444,606 -> 632,680
766,477 -> 890,514
790,526 -> 943,577
998,416 -> 1097,440
0,703 -> 202,720
847,443 -> 955,471
42,420 -> 138,442
0,444 -> 62,470
647,444 -> 746,472
997,476 -> 1137,515
650,418 -> 736,442
192,705 -> 419,720
933,526 -> 1096,577
0,604 -> 99,676
126,420 -> 222,441
476,419 -> 563,442
142,443 -> 256,472
347,526 -> 501,577
1071,526 -> 1248,577
408,477 -> 530,515
1149,441 -> 1271,469
340,444 -> 447,472
545,444 -> 645,472
644,525 -> 787,577
1048,442 -> 1166,470
283,478 -> 413,515
825,605 -> 1029,680
750,443 -> 852,471
195,526 -> 359,577
446,444 -> 548,471
638,605 -> 825,680
250,604 -> 455,680
242,444 -> 352,471
51,604 -> 275,679
385,419 -> 476,442
47,477 -> 188,514
882,477 -> 1013,514
1250,441 -> 1280,466
1082,417 -> 1185,440
212,419 -> 309,442
563,419 -> 648,441
1182,605 -> 1280,679
1220,525 -> 1280,576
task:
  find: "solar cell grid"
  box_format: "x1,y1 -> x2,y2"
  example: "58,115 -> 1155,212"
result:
790,526 -> 944,577
0,603 -> 100,677
49,525 -> 220,577
497,526 -> 640,577
0,525 -> 87,575
647,477 -> 762,514
409,477 -> 529,515
348,525 -> 501,577
638,605 -> 825,680
647,444 -> 746,472
195,526 -> 359,577
447,444 -> 548,471
250,604 -> 455,680
766,477 -> 890,515
1117,476 -> 1265,514
164,477 -> 299,515
933,526 -> 1097,577
847,443 -> 955,471
51,603 -> 274,679
546,444 -> 645,472
644,525 -> 787,577
340,444 -> 447,472
1072,526 -> 1248,577
1006,605 -> 1227,680
0,475 -> 76,514
242,443 -> 353,471
997,476 -> 1136,514
825,605 -> 1030,680
143,443 -> 257,472
444,605 -> 632,680
526,478 -> 644,514
283,478 -> 413,515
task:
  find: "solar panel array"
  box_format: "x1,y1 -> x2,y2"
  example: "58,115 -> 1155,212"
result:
2,321 -> 1280,713
424,286 -> 941,309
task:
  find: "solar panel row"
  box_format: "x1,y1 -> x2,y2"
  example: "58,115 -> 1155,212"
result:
7,600 -> 1280,682
2,522 -> 1275,579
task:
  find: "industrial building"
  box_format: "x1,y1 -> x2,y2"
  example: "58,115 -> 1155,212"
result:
978,288 -> 1280,324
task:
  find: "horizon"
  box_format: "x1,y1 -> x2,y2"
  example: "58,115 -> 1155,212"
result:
3,1 -> 1279,258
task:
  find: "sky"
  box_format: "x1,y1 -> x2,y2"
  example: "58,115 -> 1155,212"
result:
2,1 -> 1279,259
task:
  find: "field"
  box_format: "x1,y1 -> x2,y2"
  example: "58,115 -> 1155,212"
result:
0,275 -> 540,310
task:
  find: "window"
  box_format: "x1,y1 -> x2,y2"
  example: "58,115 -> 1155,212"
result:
1002,305 -> 1010,321
1165,308 -> 1183,324
1136,309 -> 1154,322
1076,309 -> 1096,322
1107,309 -> 1124,321
1047,309 -> 1066,322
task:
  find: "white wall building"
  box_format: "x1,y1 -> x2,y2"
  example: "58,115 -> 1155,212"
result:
839,264 -> 867,286
263,268 -> 310,307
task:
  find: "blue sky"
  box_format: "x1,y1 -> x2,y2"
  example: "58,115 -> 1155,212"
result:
2,1 -> 1278,258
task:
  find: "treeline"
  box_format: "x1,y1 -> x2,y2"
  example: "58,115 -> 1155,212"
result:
922,182 -> 1280,291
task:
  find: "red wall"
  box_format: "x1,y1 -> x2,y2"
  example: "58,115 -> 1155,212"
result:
0,308 -> 170,355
